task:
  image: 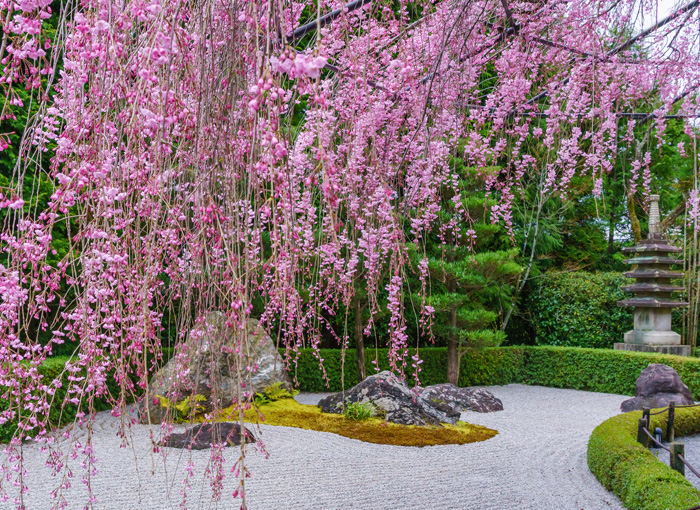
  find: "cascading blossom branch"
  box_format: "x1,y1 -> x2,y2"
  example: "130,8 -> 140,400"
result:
0,0 -> 699,506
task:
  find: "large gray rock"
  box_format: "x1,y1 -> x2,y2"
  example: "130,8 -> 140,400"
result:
140,313 -> 291,424
420,384 -> 503,413
317,371 -> 460,425
620,363 -> 694,412
160,422 -> 256,450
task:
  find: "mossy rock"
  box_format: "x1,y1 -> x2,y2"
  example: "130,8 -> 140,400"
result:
221,398 -> 498,447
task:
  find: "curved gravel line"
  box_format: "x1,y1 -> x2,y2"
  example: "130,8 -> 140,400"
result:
0,384 -> 626,510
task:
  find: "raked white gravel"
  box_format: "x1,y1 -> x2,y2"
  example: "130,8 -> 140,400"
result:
0,384 -> 627,510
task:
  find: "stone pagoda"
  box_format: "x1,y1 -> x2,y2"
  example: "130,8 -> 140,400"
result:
615,195 -> 690,356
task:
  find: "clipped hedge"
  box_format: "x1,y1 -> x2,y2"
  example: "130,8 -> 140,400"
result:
282,347 -> 527,392
0,349 -> 174,443
588,407 -> 700,510
0,356 -> 86,443
527,271 -> 632,349
283,346 -> 700,398
9,345 -> 700,443
519,347 -> 700,398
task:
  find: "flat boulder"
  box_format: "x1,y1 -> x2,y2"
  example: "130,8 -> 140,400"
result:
420,384 -> 503,413
317,371 -> 460,425
620,364 -> 694,412
140,312 -> 291,424
160,422 -> 255,450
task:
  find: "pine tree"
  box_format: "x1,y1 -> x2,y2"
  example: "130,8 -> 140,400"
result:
413,164 -> 521,385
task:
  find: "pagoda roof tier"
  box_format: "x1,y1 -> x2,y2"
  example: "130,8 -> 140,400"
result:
621,283 -> 685,293
624,256 -> 684,265
622,243 -> 682,254
617,297 -> 689,308
624,269 -> 684,279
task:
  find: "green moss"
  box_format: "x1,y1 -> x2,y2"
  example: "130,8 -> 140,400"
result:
588,407 -> 700,510
222,399 -> 498,447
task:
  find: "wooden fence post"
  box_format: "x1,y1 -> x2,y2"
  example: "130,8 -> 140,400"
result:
670,442 -> 685,476
638,417 -> 650,447
668,401 -> 675,444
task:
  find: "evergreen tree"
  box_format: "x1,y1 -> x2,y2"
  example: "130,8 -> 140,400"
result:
413,164 -> 521,385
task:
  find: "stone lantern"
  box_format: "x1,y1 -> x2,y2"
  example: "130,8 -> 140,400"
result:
614,195 -> 690,356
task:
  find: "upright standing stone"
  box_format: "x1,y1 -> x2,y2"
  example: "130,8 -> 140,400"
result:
140,312 -> 291,424
614,195 -> 690,356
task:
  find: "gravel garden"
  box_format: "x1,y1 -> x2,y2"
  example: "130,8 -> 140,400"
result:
0,384 -> 627,510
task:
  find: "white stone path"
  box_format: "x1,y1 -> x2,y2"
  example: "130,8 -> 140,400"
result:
0,384 -> 627,510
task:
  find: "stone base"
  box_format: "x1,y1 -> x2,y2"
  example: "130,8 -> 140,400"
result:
614,343 -> 691,356
624,329 -> 681,345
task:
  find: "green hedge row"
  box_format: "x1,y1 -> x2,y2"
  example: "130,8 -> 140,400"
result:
0,349 -> 174,443
282,347 -> 524,391
6,345 -> 700,443
0,356 -> 86,443
588,407 -> 700,510
283,346 -> 700,398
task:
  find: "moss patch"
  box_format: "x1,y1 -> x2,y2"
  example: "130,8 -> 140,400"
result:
220,399 -> 497,447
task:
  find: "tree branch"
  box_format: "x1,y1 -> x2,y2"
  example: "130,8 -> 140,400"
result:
660,195 -> 689,232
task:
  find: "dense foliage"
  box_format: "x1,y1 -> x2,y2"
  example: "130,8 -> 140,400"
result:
525,272 -> 633,348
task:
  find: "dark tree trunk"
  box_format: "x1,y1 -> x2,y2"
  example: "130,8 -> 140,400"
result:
627,191 -> 642,244
447,304 -> 459,385
608,207 -> 616,254
354,294 -> 366,381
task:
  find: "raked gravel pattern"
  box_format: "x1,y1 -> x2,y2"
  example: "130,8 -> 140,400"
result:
0,384 -> 627,510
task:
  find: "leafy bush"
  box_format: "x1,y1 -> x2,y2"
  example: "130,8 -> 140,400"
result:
343,401 -> 375,421
518,346 -> 700,398
526,271 -> 633,348
0,349 -> 175,443
588,407 -> 700,510
0,356 -> 118,443
254,382 -> 299,405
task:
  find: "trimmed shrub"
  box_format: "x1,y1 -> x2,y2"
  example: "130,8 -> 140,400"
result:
527,271 -> 632,348
10,345 -> 700,443
0,356 -> 75,443
0,349 -> 174,443
282,347 -> 528,392
519,346 -> 700,397
283,346 -> 700,398
588,407 -> 700,510
282,347 -> 448,392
